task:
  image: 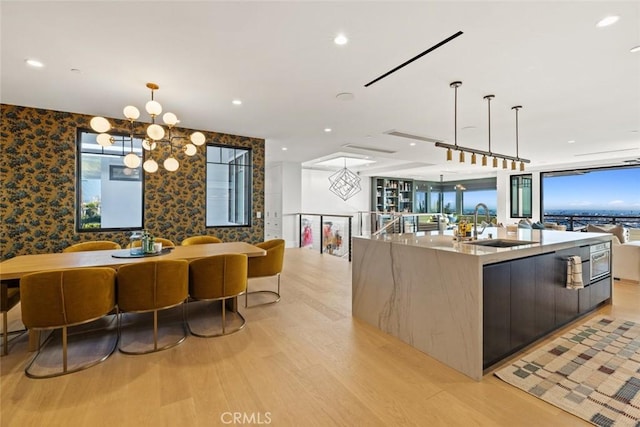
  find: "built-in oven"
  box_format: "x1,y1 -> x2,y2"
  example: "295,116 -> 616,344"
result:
590,242 -> 611,282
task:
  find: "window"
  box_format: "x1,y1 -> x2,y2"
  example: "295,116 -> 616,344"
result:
510,174 -> 532,218
76,130 -> 144,231
206,145 -> 251,227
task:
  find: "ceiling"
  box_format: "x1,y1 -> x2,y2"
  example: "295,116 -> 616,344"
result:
2,1 -> 639,181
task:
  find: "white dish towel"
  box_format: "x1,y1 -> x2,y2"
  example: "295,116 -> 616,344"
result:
566,256 -> 584,290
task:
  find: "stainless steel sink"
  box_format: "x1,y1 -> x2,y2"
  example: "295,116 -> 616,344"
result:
462,239 -> 536,248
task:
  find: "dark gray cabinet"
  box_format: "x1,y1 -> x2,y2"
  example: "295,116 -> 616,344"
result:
534,253 -> 556,335
483,247 -> 611,369
483,263 -> 511,366
510,258 -> 536,349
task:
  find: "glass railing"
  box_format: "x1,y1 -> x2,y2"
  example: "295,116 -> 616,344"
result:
357,211 -> 447,235
543,214 -> 640,233
295,213 -> 353,261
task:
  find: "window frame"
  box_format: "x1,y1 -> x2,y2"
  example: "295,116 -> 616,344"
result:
205,143 -> 252,228
75,128 -> 145,233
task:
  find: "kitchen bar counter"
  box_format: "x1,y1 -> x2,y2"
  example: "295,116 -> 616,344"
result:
352,228 -> 613,380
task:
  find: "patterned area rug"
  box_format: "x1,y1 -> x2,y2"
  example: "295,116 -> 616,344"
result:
495,317 -> 640,427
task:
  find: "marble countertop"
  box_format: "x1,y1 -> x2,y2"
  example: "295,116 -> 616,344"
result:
354,228 -> 613,264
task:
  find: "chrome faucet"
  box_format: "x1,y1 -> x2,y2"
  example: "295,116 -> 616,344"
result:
473,203 -> 490,240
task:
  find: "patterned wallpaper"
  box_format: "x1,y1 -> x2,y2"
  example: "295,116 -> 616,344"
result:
0,104 -> 265,260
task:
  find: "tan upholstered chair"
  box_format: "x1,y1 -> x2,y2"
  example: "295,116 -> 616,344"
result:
20,268 -> 117,378
181,236 -> 222,246
245,239 -> 285,308
62,241 -> 121,252
1,281 -> 22,356
116,260 -> 188,354
127,237 -> 175,248
188,254 -> 247,337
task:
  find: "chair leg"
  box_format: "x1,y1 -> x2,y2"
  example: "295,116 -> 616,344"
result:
2,311 -> 7,356
245,274 -> 282,308
221,300 -> 226,334
62,325 -> 68,373
153,310 -> 158,351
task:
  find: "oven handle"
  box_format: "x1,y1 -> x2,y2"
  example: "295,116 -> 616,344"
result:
591,251 -> 608,262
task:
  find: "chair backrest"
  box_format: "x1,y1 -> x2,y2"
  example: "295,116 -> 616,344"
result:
248,239 -> 285,278
62,241 -> 121,253
117,260 -> 188,312
189,254 -> 247,300
181,235 -> 222,246
127,237 -> 175,248
20,268 -> 116,328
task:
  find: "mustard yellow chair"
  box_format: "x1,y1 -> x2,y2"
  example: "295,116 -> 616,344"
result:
116,260 -> 188,354
127,237 -> 175,248
181,236 -> 222,246
63,240 -> 121,252
1,281 -> 22,356
20,268 -> 117,378
245,239 -> 285,308
188,254 -> 247,337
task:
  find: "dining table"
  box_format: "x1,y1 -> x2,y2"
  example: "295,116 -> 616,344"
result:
0,242 -> 267,350
0,242 -> 266,281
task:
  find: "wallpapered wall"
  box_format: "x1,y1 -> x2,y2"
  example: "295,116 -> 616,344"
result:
0,104 -> 265,260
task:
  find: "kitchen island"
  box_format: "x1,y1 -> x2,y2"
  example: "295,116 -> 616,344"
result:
352,228 -> 613,380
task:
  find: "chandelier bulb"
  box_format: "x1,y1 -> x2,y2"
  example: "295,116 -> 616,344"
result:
471,153 -> 477,165
481,155 -> 487,166
520,161 -> 525,171
143,158 -> 159,173
184,143 -> 197,156
145,100 -> 162,116
90,116 -> 111,133
164,156 -> 180,172
123,152 -> 141,169
142,139 -> 157,151
492,157 -> 498,168
459,150 -> 465,163
147,124 -> 165,141
190,131 -> 206,146
96,133 -> 113,147
502,158 -> 508,169
511,160 -> 516,170
123,105 -> 140,120
163,112 -> 178,127
446,148 -> 452,161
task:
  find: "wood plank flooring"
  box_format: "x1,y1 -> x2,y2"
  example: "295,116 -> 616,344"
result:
1,248 -> 638,426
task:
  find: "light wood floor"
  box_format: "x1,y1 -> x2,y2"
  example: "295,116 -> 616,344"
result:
1,248 -> 638,426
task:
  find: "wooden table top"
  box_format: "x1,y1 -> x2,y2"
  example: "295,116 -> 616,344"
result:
0,242 -> 266,280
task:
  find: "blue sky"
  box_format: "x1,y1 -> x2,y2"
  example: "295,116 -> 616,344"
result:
543,167 -> 640,211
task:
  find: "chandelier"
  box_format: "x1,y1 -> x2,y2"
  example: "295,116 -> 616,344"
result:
89,82 -> 206,173
434,81 -> 530,170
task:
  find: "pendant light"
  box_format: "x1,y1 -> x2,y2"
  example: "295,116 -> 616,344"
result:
449,81 -> 462,162
483,94 -> 497,168
512,105 -> 525,171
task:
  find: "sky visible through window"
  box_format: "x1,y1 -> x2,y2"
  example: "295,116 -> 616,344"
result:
543,167 -> 640,213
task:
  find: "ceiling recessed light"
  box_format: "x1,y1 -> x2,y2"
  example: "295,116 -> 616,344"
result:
596,15 -> 619,27
336,92 -> 354,101
568,140 -> 576,144
281,147 -> 288,151
25,59 -> 44,68
334,34 -> 348,45
232,99 -> 242,105
324,128 -> 332,133
630,45 -> 640,53
410,142 -> 416,146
